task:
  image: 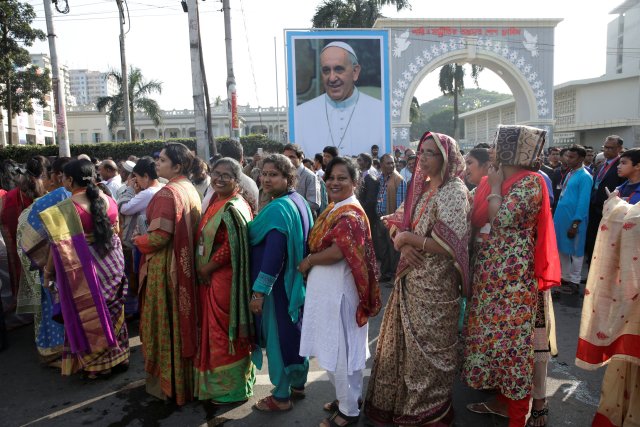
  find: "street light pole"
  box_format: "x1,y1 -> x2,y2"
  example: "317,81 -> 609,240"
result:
43,0 -> 70,156
222,0 -> 239,142
116,0 -> 132,141
186,0 -> 209,160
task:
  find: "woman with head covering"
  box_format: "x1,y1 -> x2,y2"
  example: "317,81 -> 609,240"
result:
248,154 -> 313,412
298,157 -> 381,427
193,158 -> 256,404
39,159 -> 129,378
133,143 -> 202,405
463,125 -> 560,427
364,132 -> 471,427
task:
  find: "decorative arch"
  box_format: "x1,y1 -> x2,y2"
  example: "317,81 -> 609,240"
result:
374,18 -> 561,147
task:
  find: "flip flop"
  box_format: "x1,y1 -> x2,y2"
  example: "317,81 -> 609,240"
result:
323,399 -> 363,412
466,402 -> 508,418
254,395 -> 293,412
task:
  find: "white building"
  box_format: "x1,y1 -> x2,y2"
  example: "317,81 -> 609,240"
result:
461,0 -> 640,149
69,69 -> 119,106
66,104 -> 288,145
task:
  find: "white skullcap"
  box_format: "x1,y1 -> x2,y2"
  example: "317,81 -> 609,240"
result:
322,41 -> 358,62
122,160 -> 136,173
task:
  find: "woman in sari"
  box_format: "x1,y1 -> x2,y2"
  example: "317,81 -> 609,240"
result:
463,125 -> 560,427
575,147 -> 640,427
193,157 -> 255,403
0,157 -> 47,305
248,154 -> 313,412
298,157 -> 381,427
134,143 -> 201,405
17,156 -> 72,366
364,132 -> 471,427
39,159 -> 129,377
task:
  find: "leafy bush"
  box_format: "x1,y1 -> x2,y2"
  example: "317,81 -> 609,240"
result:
0,134 -> 284,163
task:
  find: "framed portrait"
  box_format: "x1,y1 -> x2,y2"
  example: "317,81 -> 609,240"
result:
286,30 -> 391,157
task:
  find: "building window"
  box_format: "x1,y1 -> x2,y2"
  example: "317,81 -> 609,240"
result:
170,131 -> 178,138
93,132 -> 102,143
80,132 -> 87,143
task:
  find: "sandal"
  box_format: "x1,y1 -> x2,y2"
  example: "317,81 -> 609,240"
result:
526,401 -> 549,427
320,410 -> 360,427
254,395 -> 293,412
291,387 -> 306,400
466,402 -> 508,418
85,368 -> 112,380
323,398 -> 363,412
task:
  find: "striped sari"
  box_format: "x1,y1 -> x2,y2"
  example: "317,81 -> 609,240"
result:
39,197 -> 129,375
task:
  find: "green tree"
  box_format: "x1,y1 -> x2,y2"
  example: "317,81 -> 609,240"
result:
438,63 -> 482,139
0,1 -> 51,146
409,96 -> 420,123
312,0 -> 410,28
96,66 -> 162,141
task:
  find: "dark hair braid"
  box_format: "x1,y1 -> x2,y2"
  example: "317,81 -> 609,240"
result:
63,159 -> 113,255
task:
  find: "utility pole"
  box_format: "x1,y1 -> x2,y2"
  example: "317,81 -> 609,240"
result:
274,36 -> 281,142
186,0 -> 209,160
43,0 -> 70,156
222,0 -> 239,142
116,0 -> 132,141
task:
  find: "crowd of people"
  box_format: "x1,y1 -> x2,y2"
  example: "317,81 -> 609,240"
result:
0,126 -> 638,427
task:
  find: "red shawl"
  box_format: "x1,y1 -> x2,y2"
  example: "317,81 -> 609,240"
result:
472,172 -> 560,290
308,201 -> 381,327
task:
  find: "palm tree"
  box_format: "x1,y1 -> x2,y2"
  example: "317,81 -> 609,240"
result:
312,0 -> 410,28
97,66 -> 162,141
438,63 -> 482,139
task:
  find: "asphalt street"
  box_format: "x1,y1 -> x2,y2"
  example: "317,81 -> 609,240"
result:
0,284 -> 603,427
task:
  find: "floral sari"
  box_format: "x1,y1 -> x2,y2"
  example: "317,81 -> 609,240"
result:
365,132 -> 470,426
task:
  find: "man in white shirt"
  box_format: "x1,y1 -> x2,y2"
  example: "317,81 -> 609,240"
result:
294,41 -> 385,157
98,159 -> 122,200
399,154 -> 416,184
283,143 -> 321,213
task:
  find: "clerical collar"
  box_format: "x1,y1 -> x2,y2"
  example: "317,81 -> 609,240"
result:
324,87 -> 360,109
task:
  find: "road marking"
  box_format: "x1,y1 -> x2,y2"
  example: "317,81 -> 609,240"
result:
547,359 -> 599,407
20,380 -> 145,426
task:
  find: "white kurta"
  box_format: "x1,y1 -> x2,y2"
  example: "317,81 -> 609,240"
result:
294,88 -> 385,157
299,197 -> 370,375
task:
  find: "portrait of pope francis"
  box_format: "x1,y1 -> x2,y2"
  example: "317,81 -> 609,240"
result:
293,41 -> 386,157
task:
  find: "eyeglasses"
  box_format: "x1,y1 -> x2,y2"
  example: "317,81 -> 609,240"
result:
602,145 -> 618,151
210,172 -> 234,182
421,150 -> 442,158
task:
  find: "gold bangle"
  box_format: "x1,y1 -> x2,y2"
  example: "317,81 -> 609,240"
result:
306,254 -> 313,267
422,238 -> 428,252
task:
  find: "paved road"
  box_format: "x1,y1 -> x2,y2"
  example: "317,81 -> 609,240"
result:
0,285 -> 602,426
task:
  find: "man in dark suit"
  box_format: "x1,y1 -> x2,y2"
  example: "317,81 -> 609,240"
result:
356,152 -> 379,225
585,135 -> 625,261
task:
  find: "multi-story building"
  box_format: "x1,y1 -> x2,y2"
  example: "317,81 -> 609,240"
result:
69,69 -> 119,106
460,0 -> 640,149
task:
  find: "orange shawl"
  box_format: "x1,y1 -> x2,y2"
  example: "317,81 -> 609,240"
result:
308,201 -> 381,327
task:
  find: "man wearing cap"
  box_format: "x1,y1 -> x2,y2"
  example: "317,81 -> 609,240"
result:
294,41 -> 384,157
98,159 -> 123,200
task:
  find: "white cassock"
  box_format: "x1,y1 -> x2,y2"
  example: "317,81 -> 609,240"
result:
294,87 -> 385,157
